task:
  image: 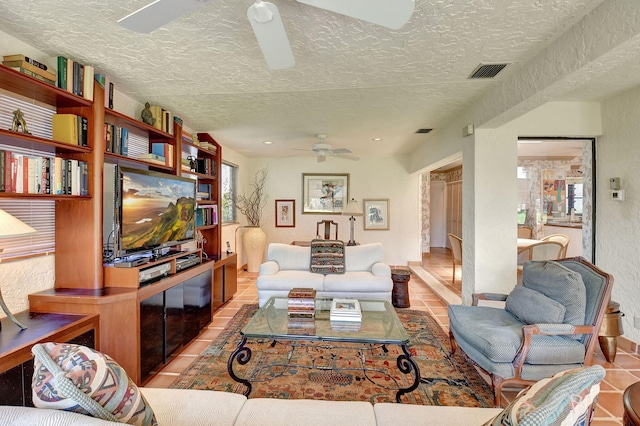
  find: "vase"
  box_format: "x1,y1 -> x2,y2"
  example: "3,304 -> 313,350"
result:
243,227 -> 267,273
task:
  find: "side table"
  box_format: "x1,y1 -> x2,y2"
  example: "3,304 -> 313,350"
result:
624,381 -> 640,426
391,269 -> 411,308
599,301 -> 624,362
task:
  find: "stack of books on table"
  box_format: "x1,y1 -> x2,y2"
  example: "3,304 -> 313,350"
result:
330,298 -> 362,322
287,288 -> 316,319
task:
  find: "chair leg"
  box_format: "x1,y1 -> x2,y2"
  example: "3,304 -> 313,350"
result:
451,260 -> 455,284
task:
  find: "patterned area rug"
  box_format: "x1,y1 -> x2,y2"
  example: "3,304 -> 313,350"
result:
170,304 -> 494,406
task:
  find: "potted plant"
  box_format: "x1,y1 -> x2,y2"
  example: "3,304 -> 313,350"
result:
235,168 -> 268,272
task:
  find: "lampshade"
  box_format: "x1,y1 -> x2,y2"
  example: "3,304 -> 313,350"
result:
342,198 -> 363,216
0,209 -> 36,239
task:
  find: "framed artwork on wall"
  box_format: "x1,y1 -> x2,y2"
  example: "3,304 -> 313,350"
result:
363,199 -> 390,230
275,199 -> 295,227
302,173 -> 349,214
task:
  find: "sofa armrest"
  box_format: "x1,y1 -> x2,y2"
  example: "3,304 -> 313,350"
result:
371,262 -> 391,277
259,260 -> 280,276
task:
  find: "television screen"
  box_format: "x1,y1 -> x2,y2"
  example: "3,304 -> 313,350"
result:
118,167 -> 196,256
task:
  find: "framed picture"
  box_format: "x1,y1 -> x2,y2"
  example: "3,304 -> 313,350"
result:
275,199 -> 295,227
302,173 -> 349,214
363,199 -> 390,230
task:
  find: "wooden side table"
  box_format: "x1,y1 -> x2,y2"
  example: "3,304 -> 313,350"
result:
391,269 -> 411,308
624,381 -> 640,426
599,301 -> 624,362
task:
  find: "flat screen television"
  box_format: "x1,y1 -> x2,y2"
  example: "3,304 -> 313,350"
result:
115,166 -> 196,259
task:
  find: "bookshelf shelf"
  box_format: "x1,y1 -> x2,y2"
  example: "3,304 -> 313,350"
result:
0,128 -> 92,155
103,151 -> 174,172
104,108 -> 173,140
0,192 -> 91,200
0,65 -> 92,108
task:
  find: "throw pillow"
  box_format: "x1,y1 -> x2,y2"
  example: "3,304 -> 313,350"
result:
505,285 -> 567,325
484,365 -> 605,426
522,260 -> 587,326
310,239 -> 345,274
32,343 -> 157,426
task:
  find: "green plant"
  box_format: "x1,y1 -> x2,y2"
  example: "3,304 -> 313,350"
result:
235,168 -> 268,226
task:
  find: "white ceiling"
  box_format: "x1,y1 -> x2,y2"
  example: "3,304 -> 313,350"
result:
1,0 -> 636,160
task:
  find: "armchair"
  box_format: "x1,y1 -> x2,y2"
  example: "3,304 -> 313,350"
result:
448,257 -> 613,407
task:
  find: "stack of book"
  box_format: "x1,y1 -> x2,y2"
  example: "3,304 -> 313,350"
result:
287,288 -> 317,319
329,298 -> 362,322
104,123 -> 129,155
3,54 -> 57,86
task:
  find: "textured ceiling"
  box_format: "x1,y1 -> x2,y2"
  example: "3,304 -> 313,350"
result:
0,0 -> 629,160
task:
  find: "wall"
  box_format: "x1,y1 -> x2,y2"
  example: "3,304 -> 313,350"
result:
597,85 -> 640,344
237,155 -> 420,267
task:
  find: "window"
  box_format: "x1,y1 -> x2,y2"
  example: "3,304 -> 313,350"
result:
0,200 -> 55,260
221,162 -> 237,222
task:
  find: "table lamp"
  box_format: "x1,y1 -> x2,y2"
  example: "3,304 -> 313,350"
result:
342,198 -> 363,246
0,209 -> 36,331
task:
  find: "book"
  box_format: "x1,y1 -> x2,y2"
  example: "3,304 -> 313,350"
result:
2,59 -> 56,81
0,149 -> 5,192
330,298 -> 362,322
57,56 -> 67,90
72,61 -> 84,97
120,127 -> 129,156
52,114 -> 79,145
151,143 -> 174,167
79,116 -> 89,147
3,54 -> 48,70
7,66 -> 55,85
288,288 -> 317,299
83,65 -> 94,101
138,153 -> 165,162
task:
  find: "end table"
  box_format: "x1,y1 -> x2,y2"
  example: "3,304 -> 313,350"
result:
391,269 -> 411,308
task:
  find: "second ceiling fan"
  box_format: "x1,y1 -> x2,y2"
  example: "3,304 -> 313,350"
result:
118,0 -> 415,70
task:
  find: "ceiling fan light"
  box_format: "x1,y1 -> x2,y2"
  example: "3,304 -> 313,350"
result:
250,1 -> 274,23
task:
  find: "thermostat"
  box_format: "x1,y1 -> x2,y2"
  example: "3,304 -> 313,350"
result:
610,178 -> 621,190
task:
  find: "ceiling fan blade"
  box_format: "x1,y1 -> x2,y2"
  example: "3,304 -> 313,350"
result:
336,154 -> 359,161
118,0 -> 213,33
330,148 -> 351,155
297,0 -> 414,30
248,1 -> 295,70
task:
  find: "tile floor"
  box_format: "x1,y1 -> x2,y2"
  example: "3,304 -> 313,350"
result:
146,250 -> 637,425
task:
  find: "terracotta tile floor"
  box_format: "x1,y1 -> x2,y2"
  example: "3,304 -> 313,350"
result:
146,251 -> 636,425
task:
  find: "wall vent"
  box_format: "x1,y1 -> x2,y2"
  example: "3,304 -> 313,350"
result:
415,128 -> 432,134
468,63 -> 508,79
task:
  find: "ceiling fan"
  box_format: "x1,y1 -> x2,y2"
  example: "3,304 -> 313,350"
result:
117,0 -> 415,70
295,134 -> 359,162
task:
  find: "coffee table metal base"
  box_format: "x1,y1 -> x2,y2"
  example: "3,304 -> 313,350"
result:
227,336 -> 420,403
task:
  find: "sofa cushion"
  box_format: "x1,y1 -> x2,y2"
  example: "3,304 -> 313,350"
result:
522,261 -> 586,327
234,398 -> 376,426
323,271 -> 393,293
505,286 -> 566,325
483,365 -> 605,426
257,270 -> 325,291
374,404 -> 502,426
267,243 -> 311,270
310,239 -> 345,274
139,388 -> 246,426
344,243 -> 384,271
31,343 -> 156,426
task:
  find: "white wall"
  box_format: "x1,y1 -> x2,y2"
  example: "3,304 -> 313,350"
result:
596,86 -> 640,343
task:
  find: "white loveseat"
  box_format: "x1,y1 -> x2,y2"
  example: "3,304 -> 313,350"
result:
256,242 -> 393,307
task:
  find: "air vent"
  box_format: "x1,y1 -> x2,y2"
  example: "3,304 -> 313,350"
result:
468,63 -> 508,79
415,128 -> 432,134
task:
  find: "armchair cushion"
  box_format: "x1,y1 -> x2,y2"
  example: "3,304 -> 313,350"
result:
522,261 -> 586,327
483,365 -> 605,426
505,286 -> 566,325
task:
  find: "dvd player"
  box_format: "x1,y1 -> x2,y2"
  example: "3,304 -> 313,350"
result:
176,254 -> 201,271
139,263 -> 171,284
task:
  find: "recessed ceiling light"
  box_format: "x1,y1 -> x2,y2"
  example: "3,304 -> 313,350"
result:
372,137 -> 382,141
263,140 -> 273,145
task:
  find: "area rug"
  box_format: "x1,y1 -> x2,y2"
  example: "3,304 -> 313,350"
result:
170,304 -> 494,406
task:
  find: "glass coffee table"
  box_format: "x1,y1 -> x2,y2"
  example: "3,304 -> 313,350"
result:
227,297 -> 420,402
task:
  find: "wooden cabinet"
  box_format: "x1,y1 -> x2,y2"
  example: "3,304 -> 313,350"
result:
0,311 -> 98,406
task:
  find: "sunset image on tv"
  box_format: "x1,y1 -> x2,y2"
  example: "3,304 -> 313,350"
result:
120,169 -> 196,251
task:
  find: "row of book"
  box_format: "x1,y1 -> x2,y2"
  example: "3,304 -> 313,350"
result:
52,113 -> 89,147
181,132 -> 217,153
104,123 -> 129,156
0,150 -> 88,195
151,143 -> 175,167
195,205 -> 218,227
193,157 -> 216,177
56,55 -> 94,101
147,105 -> 174,135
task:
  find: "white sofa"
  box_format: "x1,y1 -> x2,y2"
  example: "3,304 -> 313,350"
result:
256,242 -> 393,307
0,388 -> 503,426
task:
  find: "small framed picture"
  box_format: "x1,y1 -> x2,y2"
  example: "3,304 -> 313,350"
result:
275,199 -> 296,227
363,199 -> 390,230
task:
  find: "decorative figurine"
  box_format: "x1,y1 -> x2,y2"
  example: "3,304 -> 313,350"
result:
10,109 -> 31,134
141,102 -> 155,126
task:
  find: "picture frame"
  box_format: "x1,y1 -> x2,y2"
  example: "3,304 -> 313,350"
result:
275,199 -> 296,227
363,199 -> 390,230
302,173 -> 349,214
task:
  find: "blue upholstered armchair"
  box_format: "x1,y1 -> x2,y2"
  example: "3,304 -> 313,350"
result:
448,257 -> 613,407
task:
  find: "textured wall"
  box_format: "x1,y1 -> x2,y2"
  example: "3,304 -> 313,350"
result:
0,256 -> 55,319
598,86 -> 640,344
